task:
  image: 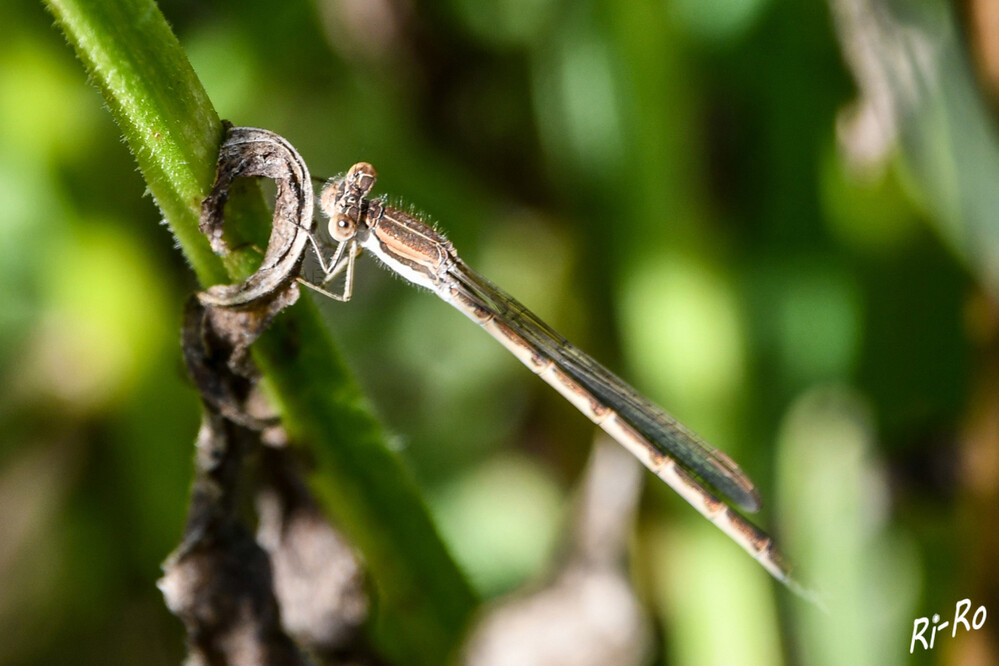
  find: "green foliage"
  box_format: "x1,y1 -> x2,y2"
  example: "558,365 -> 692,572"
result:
2,0 -> 996,663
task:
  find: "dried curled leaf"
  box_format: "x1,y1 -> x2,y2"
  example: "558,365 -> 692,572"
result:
199,124 -> 315,307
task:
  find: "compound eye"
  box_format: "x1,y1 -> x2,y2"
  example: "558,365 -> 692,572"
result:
319,178 -> 344,218
329,214 -> 356,241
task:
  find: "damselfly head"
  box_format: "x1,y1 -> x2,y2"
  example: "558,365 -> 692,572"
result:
320,163 -> 380,242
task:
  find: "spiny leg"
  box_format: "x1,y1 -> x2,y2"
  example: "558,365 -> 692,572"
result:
299,239 -> 359,302
304,228 -> 338,275
333,239 -> 357,301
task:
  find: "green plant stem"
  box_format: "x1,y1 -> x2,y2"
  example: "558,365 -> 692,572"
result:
42,0 -> 477,661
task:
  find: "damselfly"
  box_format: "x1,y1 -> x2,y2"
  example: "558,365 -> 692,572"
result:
304,162 -> 801,592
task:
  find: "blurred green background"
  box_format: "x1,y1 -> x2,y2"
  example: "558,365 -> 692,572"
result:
2,0 -> 998,663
